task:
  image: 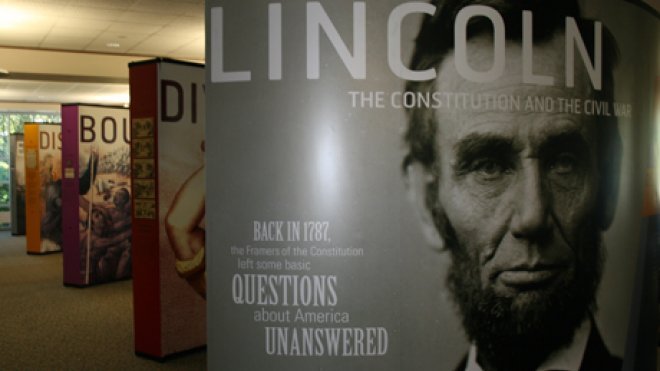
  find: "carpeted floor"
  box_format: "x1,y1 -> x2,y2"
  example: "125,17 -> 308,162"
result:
0,231 -> 206,370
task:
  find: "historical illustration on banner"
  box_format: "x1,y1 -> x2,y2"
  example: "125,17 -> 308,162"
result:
78,140 -> 131,284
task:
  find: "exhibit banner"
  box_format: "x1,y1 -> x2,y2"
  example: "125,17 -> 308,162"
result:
10,133 -> 26,235
24,122 -> 62,254
206,1 -> 659,370
61,104 -> 131,286
129,58 -> 206,358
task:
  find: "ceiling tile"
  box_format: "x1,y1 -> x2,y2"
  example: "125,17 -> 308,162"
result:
54,17 -> 112,31
127,34 -> 195,55
117,11 -> 178,25
7,18 -> 57,32
155,25 -> 201,41
0,27 -> 47,37
70,0 -> 138,11
84,30 -> 145,53
107,22 -> 163,35
16,0 -> 72,6
59,6 -> 124,21
169,37 -> 204,56
183,2 -> 204,17
0,33 -> 43,48
40,35 -> 93,49
47,26 -> 102,38
169,15 -> 204,27
130,0 -> 193,15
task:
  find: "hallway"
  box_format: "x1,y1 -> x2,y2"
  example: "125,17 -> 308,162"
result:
0,231 -> 205,370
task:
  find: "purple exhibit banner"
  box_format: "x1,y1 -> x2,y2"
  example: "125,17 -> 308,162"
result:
206,1 -> 659,370
61,104 -> 131,286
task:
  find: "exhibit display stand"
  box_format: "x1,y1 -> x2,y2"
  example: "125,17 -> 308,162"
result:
24,122 -> 62,254
9,133 -> 26,235
205,1 -> 659,370
129,58 -> 206,359
61,104 -> 131,287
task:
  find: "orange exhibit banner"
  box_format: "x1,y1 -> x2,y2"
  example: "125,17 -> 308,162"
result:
24,123 -> 62,254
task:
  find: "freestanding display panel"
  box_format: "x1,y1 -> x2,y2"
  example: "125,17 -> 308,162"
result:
9,133 -> 26,235
205,1 -> 659,370
61,104 -> 131,286
24,122 -> 62,254
129,58 -> 206,358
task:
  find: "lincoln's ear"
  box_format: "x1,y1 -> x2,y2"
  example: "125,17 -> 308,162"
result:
405,162 -> 444,250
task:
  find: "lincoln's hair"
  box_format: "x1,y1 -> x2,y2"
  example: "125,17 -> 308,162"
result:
403,0 -> 621,230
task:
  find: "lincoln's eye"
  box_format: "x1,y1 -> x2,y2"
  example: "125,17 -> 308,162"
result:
471,157 -> 512,182
549,152 -> 578,175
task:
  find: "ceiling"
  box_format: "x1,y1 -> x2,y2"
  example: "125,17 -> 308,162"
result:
0,0 -> 205,107
0,79 -> 131,106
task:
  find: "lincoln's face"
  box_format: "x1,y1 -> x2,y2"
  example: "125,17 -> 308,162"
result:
435,34 -> 599,311
413,33 -> 607,369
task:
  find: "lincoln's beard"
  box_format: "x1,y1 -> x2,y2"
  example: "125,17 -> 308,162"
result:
442,220 -> 604,371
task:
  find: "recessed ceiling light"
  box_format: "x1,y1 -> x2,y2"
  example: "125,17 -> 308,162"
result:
106,42 -> 121,48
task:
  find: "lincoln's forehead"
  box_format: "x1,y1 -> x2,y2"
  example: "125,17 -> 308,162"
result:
435,32 -> 593,99
431,32 -> 599,141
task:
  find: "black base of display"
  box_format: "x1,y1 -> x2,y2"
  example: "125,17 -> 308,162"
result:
26,250 -> 61,255
63,276 -> 132,288
135,345 -> 207,362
